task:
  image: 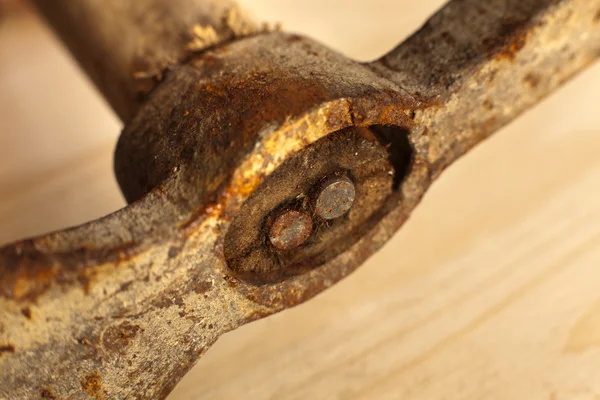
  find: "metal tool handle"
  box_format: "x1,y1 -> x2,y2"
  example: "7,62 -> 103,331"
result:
33,0 -> 257,122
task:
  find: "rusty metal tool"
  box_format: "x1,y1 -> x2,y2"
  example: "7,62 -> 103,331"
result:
1,0 -> 599,398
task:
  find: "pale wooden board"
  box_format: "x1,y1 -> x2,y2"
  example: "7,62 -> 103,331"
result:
1,1 -> 600,399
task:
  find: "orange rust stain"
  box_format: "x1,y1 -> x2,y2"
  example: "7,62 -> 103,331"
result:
2,241 -> 140,302
102,322 -> 140,353
491,23 -> 532,62
182,172 -> 264,232
243,309 -> 273,323
201,83 -> 227,96
378,105 -> 396,122
81,372 -> 104,400
0,344 -> 15,357
495,39 -> 527,61
11,265 -> 55,300
231,174 -> 263,198
20,307 -> 32,320
523,73 -> 541,90
78,337 -> 91,345
325,102 -> 352,129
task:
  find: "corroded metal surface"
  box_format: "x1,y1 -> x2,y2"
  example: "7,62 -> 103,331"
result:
268,210 -> 313,250
32,0 -> 259,122
314,175 -> 356,220
1,0 -> 600,398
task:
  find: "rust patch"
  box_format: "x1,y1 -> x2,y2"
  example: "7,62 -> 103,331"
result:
102,322 -> 140,353
194,280 -> 213,294
491,21 -> 531,61
0,239 -> 139,302
78,337 -> 91,345
0,344 -> 15,357
594,9 -> 600,23
40,388 -> 56,399
81,372 -> 104,399
495,41 -> 525,61
21,307 -> 32,320
523,73 -> 541,89
268,210 -> 313,250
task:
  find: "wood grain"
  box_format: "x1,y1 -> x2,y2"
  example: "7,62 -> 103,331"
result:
1,1 -> 600,399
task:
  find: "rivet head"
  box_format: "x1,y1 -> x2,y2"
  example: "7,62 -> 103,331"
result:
314,176 -> 356,220
268,210 -> 313,250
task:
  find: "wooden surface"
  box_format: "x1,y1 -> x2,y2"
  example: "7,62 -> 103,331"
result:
1,1 -> 600,399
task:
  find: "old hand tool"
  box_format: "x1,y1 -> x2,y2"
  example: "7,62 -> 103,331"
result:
1,0 -> 599,398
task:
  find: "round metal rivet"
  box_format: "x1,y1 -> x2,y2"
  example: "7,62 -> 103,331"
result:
314,176 -> 356,220
268,210 -> 313,250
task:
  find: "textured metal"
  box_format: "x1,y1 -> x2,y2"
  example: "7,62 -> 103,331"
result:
269,210 -> 313,250
314,175 -> 356,220
32,0 -> 259,122
1,0 -> 599,398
